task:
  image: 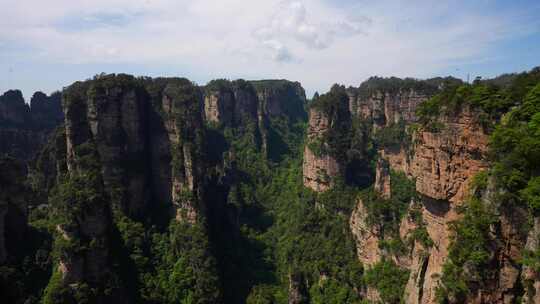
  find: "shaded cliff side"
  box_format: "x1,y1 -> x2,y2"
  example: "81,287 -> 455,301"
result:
0,90 -> 63,160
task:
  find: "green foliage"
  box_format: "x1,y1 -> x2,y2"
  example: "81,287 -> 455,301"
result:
271,172 -> 364,303
310,84 -> 353,163
42,270 -> 76,304
521,177 -> 540,214
364,259 -> 409,303
374,120 -> 410,150
470,170 -> 489,192
309,278 -> 362,304
436,197 -> 497,302
146,222 -> 221,304
407,205 -> 434,249
356,76 -> 461,99
416,67 -> 540,132
246,285 -> 285,304
362,171 -> 417,236
489,83 -> 540,208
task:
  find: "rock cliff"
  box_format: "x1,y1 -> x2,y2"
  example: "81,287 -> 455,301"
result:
0,90 -> 63,160
303,85 -> 353,191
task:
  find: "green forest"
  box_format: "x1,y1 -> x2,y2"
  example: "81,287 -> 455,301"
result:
1,67 -> 540,304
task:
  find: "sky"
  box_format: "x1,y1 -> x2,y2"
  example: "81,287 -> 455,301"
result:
1,0 -> 539,101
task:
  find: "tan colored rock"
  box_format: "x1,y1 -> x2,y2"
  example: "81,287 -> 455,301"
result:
361,105 -> 491,303
350,198 -> 383,267
404,198 -> 458,304
303,108 -> 340,192
409,106 -> 489,203
302,145 -> 340,192
348,89 -> 430,130
204,91 -> 233,124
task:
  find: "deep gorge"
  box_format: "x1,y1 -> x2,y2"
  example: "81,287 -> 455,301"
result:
1,68 -> 540,304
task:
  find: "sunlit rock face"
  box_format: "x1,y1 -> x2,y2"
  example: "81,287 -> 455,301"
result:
302,107 -> 340,192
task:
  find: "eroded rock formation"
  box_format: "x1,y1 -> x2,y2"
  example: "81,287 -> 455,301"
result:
0,90 -> 63,160
302,107 -> 340,192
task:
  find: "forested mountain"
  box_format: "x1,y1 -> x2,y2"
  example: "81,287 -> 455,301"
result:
1,67 -> 539,304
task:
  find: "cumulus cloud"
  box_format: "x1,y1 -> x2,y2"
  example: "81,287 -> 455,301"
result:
0,0 -> 538,98
255,0 -> 370,56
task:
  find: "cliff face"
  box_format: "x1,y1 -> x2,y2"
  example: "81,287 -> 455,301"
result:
302,107 -> 340,192
407,106 -> 489,203
351,103 -> 496,303
302,85 -> 353,192
59,81 -> 119,295
203,79 -> 306,161
348,89 -> 430,129
251,80 -> 306,121
40,75 -> 210,302
61,75 -> 207,220
0,90 -> 64,160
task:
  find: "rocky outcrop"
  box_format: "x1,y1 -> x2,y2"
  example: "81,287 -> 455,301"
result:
0,90 -> 64,160
203,79 -> 306,160
59,81 -> 117,290
0,156 -> 29,263
348,89 -> 429,130
349,198 -> 383,268
403,198 -> 458,304
85,80 -> 149,217
204,90 -> 234,124
60,75 -> 208,221
160,79 -> 206,223
348,86 -> 492,302
251,80 -> 306,121
409,106 -> 489,203
0,90 -> 31,125
302,107 -> 340,192
302,85 -> 353,192
347,77 -> 460,130
30,91 -> 63,129
379,106 -> 490,303
203,80 -> 258,127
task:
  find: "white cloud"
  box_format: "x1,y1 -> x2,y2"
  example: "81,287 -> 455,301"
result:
255,0 -> 370,54
0,0 -> 538,97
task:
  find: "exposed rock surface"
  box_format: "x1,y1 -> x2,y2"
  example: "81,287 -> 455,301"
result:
408,106 -> 489,203
367,105 -> 490,303
60,81 -> 116,289
349,198 -> 383,268
203,79 -> 306,159
343,74 -> 494,304
60,75 -> 207,221
302,107 -> 340,192
348,89 -> 429,130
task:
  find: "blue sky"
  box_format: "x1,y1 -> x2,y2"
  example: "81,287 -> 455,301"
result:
1,0 -> 539,100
